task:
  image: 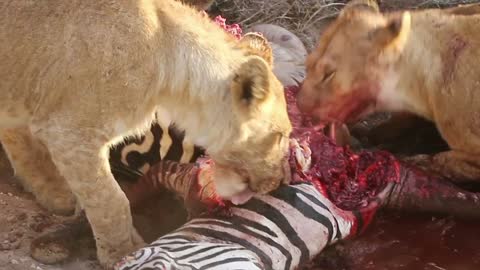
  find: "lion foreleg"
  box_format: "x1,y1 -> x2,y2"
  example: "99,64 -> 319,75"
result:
34,124 -> 145,268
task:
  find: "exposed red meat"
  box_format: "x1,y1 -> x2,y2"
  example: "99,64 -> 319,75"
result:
213,15 -> 243,40
286,86 -> 401,210
210,17 -> 402,211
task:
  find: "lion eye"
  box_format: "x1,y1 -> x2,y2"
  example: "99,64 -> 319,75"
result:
321,69 -> 336,84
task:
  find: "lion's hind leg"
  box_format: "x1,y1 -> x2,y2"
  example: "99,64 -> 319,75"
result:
0,127 -> 76,215
433,150 -> 480,182
443,3 -> 480,16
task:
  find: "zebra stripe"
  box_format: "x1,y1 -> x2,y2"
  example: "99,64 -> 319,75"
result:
114,183 -> 355,270
109,120 -> 205,181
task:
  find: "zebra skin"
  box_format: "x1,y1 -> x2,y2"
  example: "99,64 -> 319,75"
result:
109,119 -> 205,181
114,182 -> 375,270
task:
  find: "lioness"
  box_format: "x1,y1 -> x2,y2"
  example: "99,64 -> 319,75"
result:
297,0 -> 480,182
0,0 -> 292,267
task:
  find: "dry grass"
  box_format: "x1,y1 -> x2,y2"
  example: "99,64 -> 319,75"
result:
213,0 -> 480,50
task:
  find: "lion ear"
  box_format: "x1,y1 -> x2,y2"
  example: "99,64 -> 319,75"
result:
231,56 -> 271,116
239,33 -> 274,67
341,0 -> 380,17
370,11 -> 411,53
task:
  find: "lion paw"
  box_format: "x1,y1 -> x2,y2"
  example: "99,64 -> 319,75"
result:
31,237 -> 71,265
30,215 -> 91,265
96,230 -> 145,269
402,154 -> 435,170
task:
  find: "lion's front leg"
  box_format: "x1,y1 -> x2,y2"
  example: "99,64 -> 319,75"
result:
35,126 -> 145,268
403,150 -> 480,183
0,127 -> 76,215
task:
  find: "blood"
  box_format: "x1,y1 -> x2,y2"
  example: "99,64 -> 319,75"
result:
284,85 -> 401,210
212,15 -> 243,40
212,17 -> 402,211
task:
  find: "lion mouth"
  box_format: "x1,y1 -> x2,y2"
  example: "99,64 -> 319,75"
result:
228,188 -> 255,205
312,94 -> 376,125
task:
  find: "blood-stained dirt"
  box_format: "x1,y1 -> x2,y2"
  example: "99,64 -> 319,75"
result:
312,211 -> 480,270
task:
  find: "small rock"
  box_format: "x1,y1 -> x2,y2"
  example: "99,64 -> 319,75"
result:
10,259 -> 19,264
17,212 -> 27,221
7,234 -> 17,243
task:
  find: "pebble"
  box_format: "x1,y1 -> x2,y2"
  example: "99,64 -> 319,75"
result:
17,213 -> 27,221
30,264 -> 44,270
10,259 -> 19,264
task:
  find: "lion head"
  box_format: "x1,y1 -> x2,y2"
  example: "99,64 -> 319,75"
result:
297,0 -> 411,124
211,33 -> 293,203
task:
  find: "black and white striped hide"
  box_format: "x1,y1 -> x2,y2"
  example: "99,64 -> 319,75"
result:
114,182 -> 372,270
109,121 -> 205,181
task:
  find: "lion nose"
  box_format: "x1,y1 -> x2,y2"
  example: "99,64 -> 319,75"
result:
296,84 -> 316,114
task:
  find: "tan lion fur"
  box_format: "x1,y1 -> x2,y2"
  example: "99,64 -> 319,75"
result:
0,0 -> 292,267
297,0 -> 480,182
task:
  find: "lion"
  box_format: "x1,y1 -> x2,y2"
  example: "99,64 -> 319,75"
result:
296,0 -> 480,182
0,0 -> 292,267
